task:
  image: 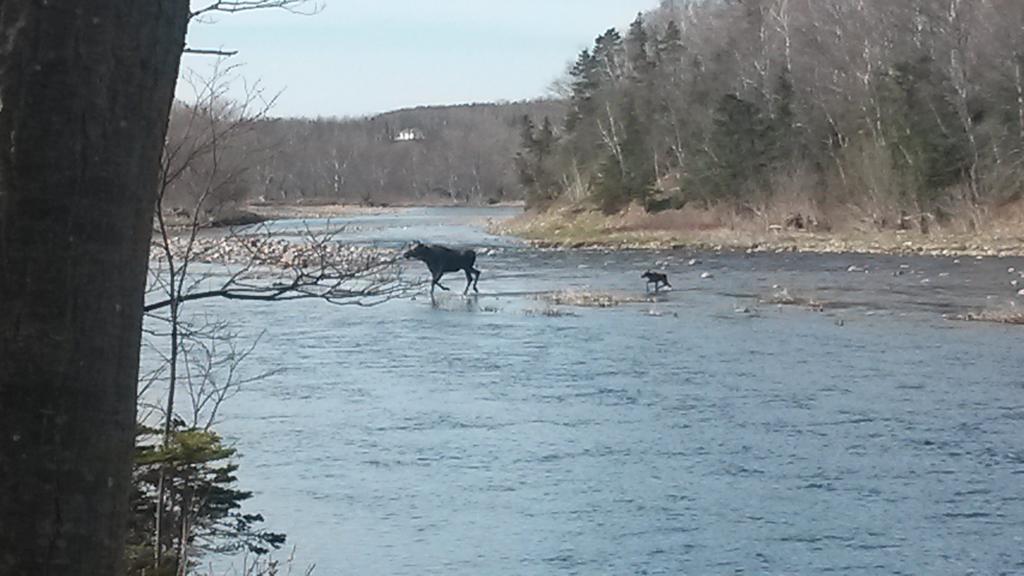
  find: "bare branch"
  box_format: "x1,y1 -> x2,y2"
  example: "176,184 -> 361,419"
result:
183,47 -> 240,57
190,0 -> 323,21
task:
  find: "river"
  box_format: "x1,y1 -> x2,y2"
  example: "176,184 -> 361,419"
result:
178,207 -> 1024,575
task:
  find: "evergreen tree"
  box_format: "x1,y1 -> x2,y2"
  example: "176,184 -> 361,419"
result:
707,94 -> 773,202
594,154 -> 628,214
516,116 -> 560,209
592,28 -> 625,84
537,116 -> 557,159
565,49 -> 598,132
879,56 -> 971,211
126,426 -> 285,575
620,101 -> 656,207
514,117 -> 538,194
593,99 -> 654,213
626,13 -> 654,81
771,66 -> 799,164
655,20 -> 684,71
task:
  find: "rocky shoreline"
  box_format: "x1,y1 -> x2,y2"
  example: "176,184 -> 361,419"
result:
492,210 -> 1024,258
149,234 -> 396,269
518,235 -> 1024,258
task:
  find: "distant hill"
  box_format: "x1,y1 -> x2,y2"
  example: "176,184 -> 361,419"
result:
248,100 -> 566,206
159,99 -> 565,222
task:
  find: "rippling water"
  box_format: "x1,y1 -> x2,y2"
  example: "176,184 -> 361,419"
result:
175,207 -> 1024,575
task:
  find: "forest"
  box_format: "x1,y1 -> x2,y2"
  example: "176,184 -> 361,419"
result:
161,94 -> 563,222
516,0 -> 1024,232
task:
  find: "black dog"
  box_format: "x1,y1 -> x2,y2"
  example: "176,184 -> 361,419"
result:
403,241 -> 481,296
641,270 -> 671,293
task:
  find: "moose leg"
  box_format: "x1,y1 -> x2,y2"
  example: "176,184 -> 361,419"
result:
433,272 -> 450,291
463,268 -> 474,295
471,268 -> 481,292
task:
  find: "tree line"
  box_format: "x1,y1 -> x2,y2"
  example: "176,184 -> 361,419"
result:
517,0 -> 1024,232
161,98 -> 564,222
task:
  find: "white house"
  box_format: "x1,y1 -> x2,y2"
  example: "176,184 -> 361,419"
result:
393,128 -> 425,142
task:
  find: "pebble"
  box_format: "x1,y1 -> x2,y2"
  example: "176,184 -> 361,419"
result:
1010,267 -> 1017,274
701,271 -> 714,279
150,234 -> 394,270
1019,288 -> 1024,296
688,258 -> 701,266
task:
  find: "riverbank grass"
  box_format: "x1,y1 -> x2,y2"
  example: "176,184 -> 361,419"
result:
493,204 -> 1024,257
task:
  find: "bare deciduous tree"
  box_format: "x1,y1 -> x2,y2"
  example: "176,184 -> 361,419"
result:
143,65 -> 410,574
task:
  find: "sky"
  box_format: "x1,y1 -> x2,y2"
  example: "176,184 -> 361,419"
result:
180,0 -> 660,118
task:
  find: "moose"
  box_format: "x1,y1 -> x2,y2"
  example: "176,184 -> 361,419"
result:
641,270 -> 671,293
403,241 -> 482,296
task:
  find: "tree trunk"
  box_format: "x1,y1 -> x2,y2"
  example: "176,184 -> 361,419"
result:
0,2 -> 189,574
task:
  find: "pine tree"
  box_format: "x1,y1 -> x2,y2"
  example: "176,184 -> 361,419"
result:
878,55 -> 971,211
565,49 -> 598,132
515,116 -> 560,209
620,101 -> 655,207
626,13 -> 654,81
771,66 -> 798,164
126,426 -> 285,575
655,20 -> 684,70
594,154 -> 628,214
707,94 -> 773,202
592,28 -> 625,84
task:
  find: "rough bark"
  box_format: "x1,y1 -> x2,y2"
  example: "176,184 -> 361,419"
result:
0,2 -> 189,574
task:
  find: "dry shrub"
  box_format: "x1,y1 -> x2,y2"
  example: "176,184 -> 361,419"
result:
829,140 -> 909,231
617,203 -> 730,233
748,168 -> 827,230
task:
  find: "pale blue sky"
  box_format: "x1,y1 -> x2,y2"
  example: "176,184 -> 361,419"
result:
181,1 -> 659,118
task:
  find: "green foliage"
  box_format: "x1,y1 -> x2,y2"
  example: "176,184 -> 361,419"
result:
593,99 -> 655,214
126,424 -> 285,575
565,50 -> 598,132
530,1 -> 1024,225
878,56 -> 972,210
592,28 -> 624,84
772,66 -> 798,162
626,13 -> 653,81
703,94 -> 773,203
515,115 -> 561,209
655,19 -> 684,68
594,154 -> 628,214
620,101 -> 655,207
